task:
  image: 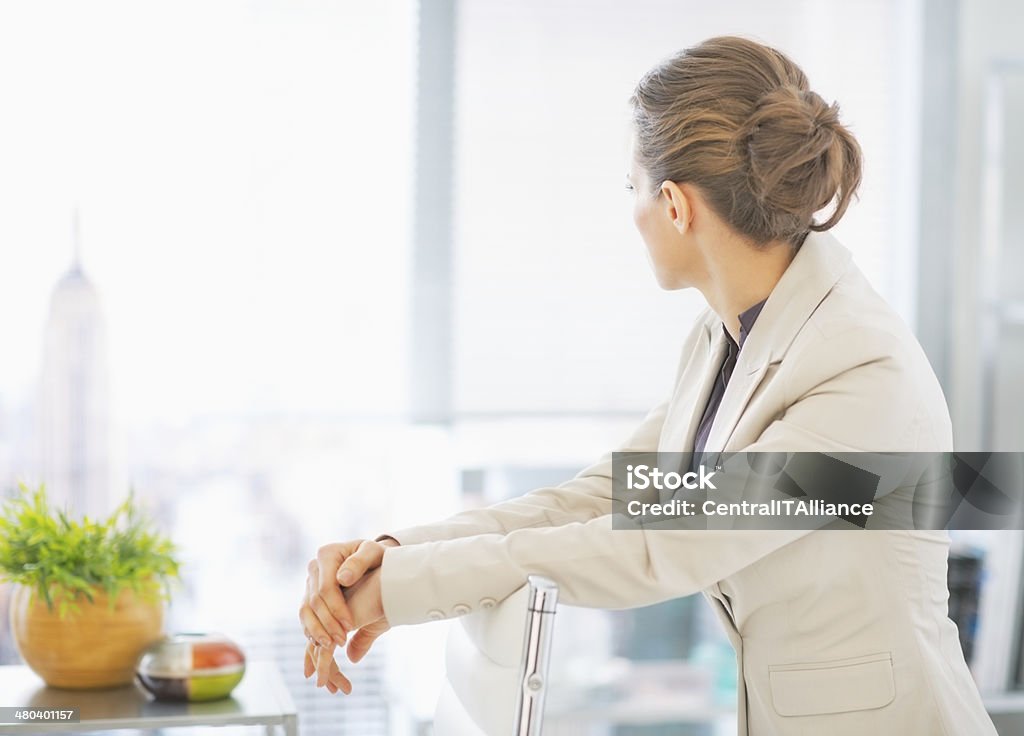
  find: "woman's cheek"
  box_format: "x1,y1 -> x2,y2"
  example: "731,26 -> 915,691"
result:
632,199 -> 645,231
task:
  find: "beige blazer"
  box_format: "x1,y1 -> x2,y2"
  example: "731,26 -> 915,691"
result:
379,230 -> 997,735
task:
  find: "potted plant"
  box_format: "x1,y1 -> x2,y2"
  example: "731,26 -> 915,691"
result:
0,484 -> 180,689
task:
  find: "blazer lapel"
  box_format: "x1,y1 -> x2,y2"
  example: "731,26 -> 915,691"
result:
703,359 -> 771,466
658,321 -> 724,455
702,230 -> 855,456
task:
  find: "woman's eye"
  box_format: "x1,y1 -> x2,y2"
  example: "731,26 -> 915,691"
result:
624,183 -> 635,192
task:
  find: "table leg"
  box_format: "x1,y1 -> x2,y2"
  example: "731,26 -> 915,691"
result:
282,713 -> 298,736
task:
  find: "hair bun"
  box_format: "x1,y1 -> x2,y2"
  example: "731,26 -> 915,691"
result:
736,84 -> 860,236
800,88 -> 840,132
629,36 -> 863,245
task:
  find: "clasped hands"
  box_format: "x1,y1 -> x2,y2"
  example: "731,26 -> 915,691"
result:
298,537 -> 398,694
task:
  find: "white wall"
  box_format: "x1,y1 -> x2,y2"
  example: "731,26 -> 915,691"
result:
452,0 -> 924,421
949,0 -> 1024,450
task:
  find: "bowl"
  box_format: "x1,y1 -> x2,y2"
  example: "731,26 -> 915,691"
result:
136,633 -> 245,702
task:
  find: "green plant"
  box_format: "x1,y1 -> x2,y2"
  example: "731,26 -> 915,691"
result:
0,484 -> 180,618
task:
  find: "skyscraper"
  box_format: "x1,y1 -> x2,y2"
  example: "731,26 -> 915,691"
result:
38,212 -> 110,518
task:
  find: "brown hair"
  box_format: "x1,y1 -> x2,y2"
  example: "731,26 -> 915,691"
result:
629,36 -> 862,247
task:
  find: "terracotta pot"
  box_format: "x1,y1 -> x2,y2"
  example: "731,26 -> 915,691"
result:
9,584 -> 164,689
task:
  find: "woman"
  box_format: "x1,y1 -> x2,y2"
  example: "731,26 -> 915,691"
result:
298,36 -> 996,735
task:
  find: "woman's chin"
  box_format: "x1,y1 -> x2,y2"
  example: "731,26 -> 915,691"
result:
652,269 -> 688,291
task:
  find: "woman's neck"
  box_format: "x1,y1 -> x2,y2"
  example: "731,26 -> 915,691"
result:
698,233 -> 797,343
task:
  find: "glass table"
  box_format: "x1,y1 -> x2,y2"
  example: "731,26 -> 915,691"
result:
0,661 -> 297,735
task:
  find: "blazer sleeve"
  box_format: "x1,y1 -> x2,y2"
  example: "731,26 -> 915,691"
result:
374,312 -> 717,547
376,398 -> 669,546
378,338 -> 936,626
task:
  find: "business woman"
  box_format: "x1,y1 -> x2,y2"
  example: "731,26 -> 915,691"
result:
298,36 -> 997,735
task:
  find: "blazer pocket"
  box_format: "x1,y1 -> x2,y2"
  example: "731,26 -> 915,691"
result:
769,651 -> 896,717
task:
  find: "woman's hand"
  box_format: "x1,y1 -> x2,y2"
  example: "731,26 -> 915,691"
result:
298,537 -> 397,647
303,569 -> 390,693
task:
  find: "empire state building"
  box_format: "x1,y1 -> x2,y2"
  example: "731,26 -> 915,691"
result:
38,214 -> 110,518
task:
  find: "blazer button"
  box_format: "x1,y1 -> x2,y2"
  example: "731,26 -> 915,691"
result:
452,603 -> 471,616
427,609 -> 445,621
480,597 -> 497,609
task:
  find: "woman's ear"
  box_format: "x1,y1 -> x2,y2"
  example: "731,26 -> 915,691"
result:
660,180 -> 694,235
